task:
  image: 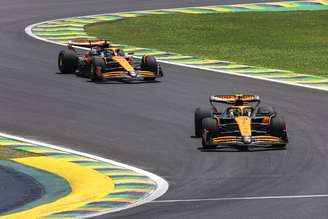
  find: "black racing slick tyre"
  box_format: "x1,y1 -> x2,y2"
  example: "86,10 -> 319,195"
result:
270,116 -> 288,147
202,118 -> 218,132
90,58 -> 105,82
257,106 -> 276,116
141,55 -> 162,81
58,50 -> 78,74
194,108 -> 213,137
141,55 -> 157,72
201,118 -> 218,149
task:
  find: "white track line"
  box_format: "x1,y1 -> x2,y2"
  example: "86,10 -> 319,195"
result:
0,131 -> 168,219
152,194 -> 328,203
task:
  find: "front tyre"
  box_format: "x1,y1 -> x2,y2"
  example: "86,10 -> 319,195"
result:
58,50 -> 78,74
90,58 -> 104,82
141,55 -> 161,80
270,116 -> 288,147
194,108 -> 213,137
201,117 -> 218,149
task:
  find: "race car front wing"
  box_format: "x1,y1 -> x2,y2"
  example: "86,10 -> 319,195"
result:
204,134 -> 287,146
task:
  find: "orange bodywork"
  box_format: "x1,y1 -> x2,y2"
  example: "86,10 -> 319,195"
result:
234,116 -> 252,137
102,70 -> 155,79
111,56 -> 134,73
211,94 -> 259,103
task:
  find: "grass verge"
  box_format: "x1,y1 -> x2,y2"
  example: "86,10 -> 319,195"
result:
86,11 -> 328,77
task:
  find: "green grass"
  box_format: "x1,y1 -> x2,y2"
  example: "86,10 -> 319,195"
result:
86,11 -> 328,77
0,146 -> 38,159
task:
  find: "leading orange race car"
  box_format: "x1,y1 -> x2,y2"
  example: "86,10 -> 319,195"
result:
58,40 -> 163,82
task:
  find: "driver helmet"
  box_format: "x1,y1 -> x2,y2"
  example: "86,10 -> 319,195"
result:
229,108 -> 242,117
91,46 -> 101,55
243,108 -> 252,117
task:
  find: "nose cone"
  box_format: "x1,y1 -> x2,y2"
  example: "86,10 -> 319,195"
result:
243,136 -> 252,144
235,116 -> 252,137
130,71 -> 136,77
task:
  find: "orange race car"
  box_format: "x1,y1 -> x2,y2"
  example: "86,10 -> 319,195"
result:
194,94 -> 288,150
58,40 -> 163,82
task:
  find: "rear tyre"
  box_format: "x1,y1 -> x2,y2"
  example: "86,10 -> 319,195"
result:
90,58 -> 105,82
201,118 -> 218,149
270,116 -> 288,147
257,106 -> 276,116
58,50 -> 78,74
194,108 -> 213,137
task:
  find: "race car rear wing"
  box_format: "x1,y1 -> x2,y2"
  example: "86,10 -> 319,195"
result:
67,39 -> 111,48
210,94 -> 260,105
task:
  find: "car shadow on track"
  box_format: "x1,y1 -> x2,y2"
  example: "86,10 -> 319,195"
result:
197,147 -> 286,153
87,80 -> 161,85
191,136 -> 286,153
55,72 -> 162,85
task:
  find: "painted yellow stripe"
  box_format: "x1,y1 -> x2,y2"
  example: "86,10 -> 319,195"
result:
292,79 -> 328,83
200,7 -> 233,12
2,157 -> 114,219
47,35 -> 95,40
233,4 -> 264,9
312,0 -> 328,5
225,68 -> 292,73
145,51 -> 172,55
110,13 -> 140,17
158,55 -> 193,60
37,24 -> 85,28
124,47 -> 147,52
178,59 -> 228,64
63,19 -> 96,24
18,148 -> 70,154
206,65 -> 251,69
269,2 -> 298,7
229,68 -> 290,73
142,11 -> 169,15
0,141 -> 34,146
262,73 -> 307,78
170,9 -> 204,14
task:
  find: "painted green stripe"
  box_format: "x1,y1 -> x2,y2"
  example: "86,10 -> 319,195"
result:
46,210 -> 98,218
110,175 -> 149,180
115,183 -> 156,190
32,27 -> 84,32
84,201 -> 130,208
106,191 -> 147,199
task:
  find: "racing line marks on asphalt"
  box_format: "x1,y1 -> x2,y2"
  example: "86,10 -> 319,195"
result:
152,194 -> 328,203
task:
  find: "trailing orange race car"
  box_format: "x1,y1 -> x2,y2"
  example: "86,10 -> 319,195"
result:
194,94 -> 288,150
58,40 -> 163,82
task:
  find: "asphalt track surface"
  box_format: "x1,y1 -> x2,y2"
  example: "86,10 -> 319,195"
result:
0,164 -> 43,214
1,0 -> 328,218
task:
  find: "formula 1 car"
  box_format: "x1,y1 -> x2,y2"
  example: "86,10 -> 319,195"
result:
194,94 -> 288,150
58,40 -> 163,82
